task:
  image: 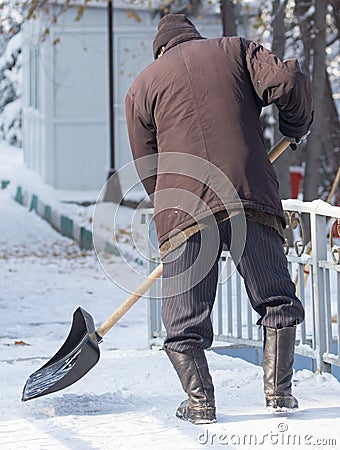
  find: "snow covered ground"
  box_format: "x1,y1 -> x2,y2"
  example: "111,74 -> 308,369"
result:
1,146 -> 340,449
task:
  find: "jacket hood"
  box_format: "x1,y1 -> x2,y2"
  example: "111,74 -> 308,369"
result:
152,14 -> 204,59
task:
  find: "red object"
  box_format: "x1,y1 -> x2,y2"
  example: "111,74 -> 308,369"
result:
332,219 -> 340,238
290,167 -> 304,199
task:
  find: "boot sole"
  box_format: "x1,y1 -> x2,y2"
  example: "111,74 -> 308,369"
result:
176,410 -> 216,425
266,405 -> 299,413
177,415 -> 217,425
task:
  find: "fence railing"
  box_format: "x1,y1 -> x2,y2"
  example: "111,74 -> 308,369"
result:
142,199 -> 340,375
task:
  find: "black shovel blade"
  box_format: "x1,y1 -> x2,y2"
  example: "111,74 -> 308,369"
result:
22,307 -> 101,401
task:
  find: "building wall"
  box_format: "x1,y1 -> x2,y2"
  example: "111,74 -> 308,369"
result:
22,6 -> 223,192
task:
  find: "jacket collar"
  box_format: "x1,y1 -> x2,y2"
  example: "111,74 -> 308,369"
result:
163,32 -> 205,56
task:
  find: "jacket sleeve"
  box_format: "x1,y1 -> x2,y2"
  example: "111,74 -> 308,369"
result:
125,91 -> 158,201
243,38 -> 313,138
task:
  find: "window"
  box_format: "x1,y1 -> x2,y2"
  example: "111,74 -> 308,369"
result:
29,46 -> 40,110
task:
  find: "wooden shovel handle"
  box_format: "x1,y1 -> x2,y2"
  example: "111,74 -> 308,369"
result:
268,137 -> 290,163
97,137 -> 291,338
97,263 -> 163,337
326,166 -> 340,204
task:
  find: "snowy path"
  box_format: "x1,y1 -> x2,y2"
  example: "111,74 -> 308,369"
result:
1,188 -> 340,450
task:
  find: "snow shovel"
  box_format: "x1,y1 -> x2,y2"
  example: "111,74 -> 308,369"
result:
22,263 -> 163,401
22,137 -> 290,402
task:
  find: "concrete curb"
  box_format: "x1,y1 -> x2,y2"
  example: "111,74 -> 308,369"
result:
7,181 -> 121,254
1,180 -> 10,190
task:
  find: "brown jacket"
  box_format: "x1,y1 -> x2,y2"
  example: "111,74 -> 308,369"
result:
125,34 -> 313,247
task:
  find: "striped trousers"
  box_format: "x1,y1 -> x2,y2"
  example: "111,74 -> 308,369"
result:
162,217 -> 305,353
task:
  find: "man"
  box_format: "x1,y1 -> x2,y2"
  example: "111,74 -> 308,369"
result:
125,14 -> 313,424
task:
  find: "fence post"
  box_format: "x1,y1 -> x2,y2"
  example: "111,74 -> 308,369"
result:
144,211 -> 161,347
310,206 -> 332,373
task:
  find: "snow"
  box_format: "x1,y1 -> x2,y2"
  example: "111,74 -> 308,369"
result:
297,5 -> 316,22
299,252 -> 312,265
0,31 -> 22,146
1,144 -> 340,449
0,141 -> 99,205
0,32 -> 22,70
282,198 -> 340,219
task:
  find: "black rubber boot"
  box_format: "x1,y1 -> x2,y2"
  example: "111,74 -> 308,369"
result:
165,348 -> 216,424
263,326 -> 299,411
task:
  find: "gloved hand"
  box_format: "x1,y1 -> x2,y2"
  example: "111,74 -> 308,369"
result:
285,131 -> 310,150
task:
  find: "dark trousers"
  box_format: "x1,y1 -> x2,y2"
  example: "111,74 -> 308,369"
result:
162,218 -> 305,353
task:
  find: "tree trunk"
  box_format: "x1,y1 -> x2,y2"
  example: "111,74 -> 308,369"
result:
220,0 -> 236,36
303,0 -> 328,203
295,0 -> 339,200
321,71 -> 340,197
295,0 -> 313,73
271,0 -> 291,200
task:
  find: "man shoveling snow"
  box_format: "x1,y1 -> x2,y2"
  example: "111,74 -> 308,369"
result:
125,14 -> 313,424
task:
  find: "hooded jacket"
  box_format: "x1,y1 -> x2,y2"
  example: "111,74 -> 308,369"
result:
125,15 -> 313,247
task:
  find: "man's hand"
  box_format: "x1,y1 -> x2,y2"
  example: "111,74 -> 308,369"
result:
285,131 -> 310,150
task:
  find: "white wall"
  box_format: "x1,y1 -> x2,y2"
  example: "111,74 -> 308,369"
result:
22,6 -> 222,192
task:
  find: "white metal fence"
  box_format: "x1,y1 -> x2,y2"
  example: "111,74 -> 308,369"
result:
143,199 -> 340,375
